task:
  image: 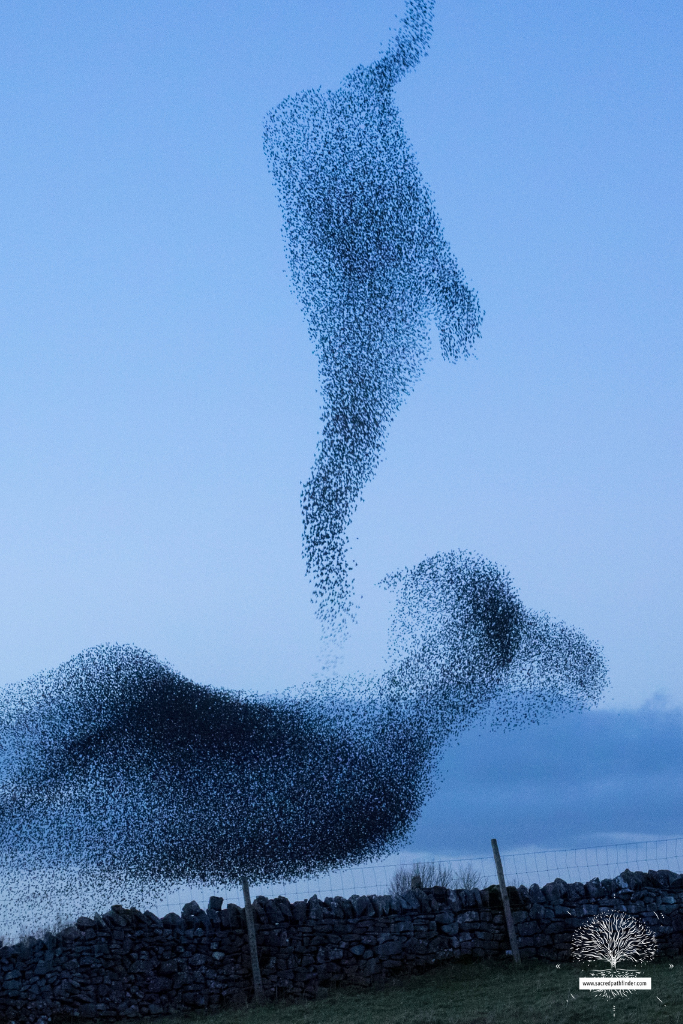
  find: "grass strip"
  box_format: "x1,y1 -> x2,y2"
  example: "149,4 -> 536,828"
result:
112,955 -> 683,1024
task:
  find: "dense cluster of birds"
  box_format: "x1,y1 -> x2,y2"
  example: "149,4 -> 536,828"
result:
264,0 -> 482,638
0,552 -> 606,924
0,0 -> 609,933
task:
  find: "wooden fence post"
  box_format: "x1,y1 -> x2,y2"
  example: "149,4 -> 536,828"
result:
491,838 -> 521,965
241,877 -> 266,1003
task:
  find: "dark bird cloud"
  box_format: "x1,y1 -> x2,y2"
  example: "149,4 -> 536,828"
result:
264,0 -> 482,637
0,551 -> 606,931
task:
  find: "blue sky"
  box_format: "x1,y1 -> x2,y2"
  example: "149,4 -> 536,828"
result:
1,1 -> 681,857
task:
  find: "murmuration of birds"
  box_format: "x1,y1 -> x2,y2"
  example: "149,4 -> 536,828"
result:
0,1 -> 609,936
0,550 -> 607,930
264,0 -> 483,639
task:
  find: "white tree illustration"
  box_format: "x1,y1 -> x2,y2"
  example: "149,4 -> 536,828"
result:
571,911 -> 657,970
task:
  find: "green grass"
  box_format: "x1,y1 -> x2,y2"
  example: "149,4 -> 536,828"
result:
120,956 -> 683,1024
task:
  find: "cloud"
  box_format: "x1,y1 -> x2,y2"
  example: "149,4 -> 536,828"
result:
409,703 -> 683,855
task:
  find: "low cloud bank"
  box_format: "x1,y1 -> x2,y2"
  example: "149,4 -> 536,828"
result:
408,699 -> 683,856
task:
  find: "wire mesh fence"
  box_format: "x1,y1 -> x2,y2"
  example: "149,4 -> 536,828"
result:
149,836 -> 683,920
3,837 -> 682,944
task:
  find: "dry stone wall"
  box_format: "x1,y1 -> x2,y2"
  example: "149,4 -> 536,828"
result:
2,869 -> 683,1022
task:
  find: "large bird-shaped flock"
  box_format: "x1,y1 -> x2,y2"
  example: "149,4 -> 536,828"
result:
0,553 -> 606,926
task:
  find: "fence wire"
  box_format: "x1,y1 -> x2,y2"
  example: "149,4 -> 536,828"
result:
150,836 -> 683,920
3,837 -> 682,945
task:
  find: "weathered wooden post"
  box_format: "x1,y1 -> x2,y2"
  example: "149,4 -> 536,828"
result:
491,838 -> 521,965
241,877 -> 266,1003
